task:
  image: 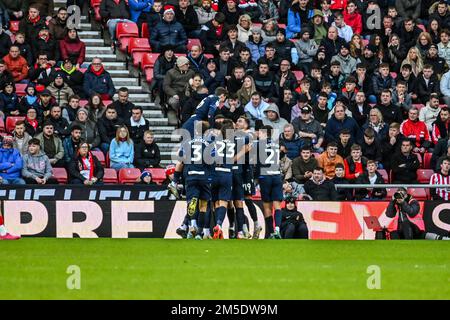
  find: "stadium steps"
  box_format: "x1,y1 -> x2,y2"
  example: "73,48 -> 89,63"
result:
57,3 -> 179,165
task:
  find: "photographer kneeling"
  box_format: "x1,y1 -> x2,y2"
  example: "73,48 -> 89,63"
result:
386,188 -> 450,240
281,197 -> 309,239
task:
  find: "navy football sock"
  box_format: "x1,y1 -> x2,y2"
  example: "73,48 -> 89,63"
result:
274,210 -> 282,228
227,207 -> 235,228
215,206 -> 227,226
235,207 -> 245,232
265,216 -> 274,238
245,199 -> 257,222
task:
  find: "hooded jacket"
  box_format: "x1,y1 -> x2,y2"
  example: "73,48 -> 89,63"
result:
47,81 -> 75,107
83,65 -> 116,98
70,119 -> 101,149
0,146 -> 23,179
419,104 -> 441,132
21,150 -> 53,180
331,53 -> 359,77
246,34 -> 267,63
262,104 -> 289,137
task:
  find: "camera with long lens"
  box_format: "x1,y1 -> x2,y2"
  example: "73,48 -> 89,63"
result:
394,191 -> 405,200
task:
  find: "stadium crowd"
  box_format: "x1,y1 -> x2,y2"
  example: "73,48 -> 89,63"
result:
0,0 -> 447,203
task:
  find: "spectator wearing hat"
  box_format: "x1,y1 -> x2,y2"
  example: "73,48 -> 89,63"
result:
99,0 -> 132,47
238,0 -> 260,23
308,9 -> 327,43
201,58 -> 225,92
35,121 -> 65,167
280,196 -> 308,239
137,170 -> 157,185
220,25 -> 247,57
59,59 -> 85,98
18,6 -> 46,45
222,0 -> 243,26
196,0 -> 216,25
83,57 -> 116,100
59,29 -> 86,69
47,72 -> 75,107
47,105 -> 70,139
22,137 -> 58,185
175,0 -> 200,38
270,29 -> 296,63
0,135 -> 25,185
109,125 -> 135,171
68,141 -> 104,185
63,124 -> 82,164
70,107 -> 101,150
150,5 -> 187,53
12,121 -> 31,156
19,84 -> 40,116
359,44 -> 380,77
424,44 -> 448,79
200,12 -> 227,54
36,88 -> 56,118
246,27 -> 267,63
163,56 -> 195,123
292,104 -> 324,152
134,130 -> 161,170
4,45 -> 28,83
286,0 -> 314,40
28,52 -> 57,87
31,25 -> 59,64
292,93 -> 309,122
0,82 -> 20,117
292,28 -> 318,72
331,42 -> 360,78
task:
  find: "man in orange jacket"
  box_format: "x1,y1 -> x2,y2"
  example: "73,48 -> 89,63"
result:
3,45 -> 28,83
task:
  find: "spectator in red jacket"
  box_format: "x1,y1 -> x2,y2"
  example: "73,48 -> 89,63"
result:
343,1 -> 362,35
400,107 -> 432,153
330,0 -> 347,11
344,143 -> 368,182
431,106 -> 450,144
3,45 -> 28,83
59,28 -> 86,68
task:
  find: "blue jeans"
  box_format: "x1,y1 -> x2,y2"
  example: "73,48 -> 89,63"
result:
110,162 -> 134,171
2,178 -> 26,185
107,18 -> 133,41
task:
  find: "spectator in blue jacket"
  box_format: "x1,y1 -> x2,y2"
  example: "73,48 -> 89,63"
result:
0,82 -> 20,118
128,0 -> 153,26
0,136 -> 25,185
245,27 -> 268,63
83,57 -> 116,100
150,5 -> 187,53
109,126 -> 135,171
279,124 -> 304,160
63,124 -> 83,164
286,0 -> 314,39
325,103 -> 362,145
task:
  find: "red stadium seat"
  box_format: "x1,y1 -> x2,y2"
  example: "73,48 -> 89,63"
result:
278,23 -> 286,29
423,152 -> 432,169
417,169 -> 434,184
52,167 -> 68,184
252,189 -> 262,201
362,39 -> 369,47
118,168 -> 141,184
105,152 -> 110,168
407,187 -> 429,200
385,188 -> 398,200
15,83 -> 27,96
204,53 -> 214,59
144,68 -> 154,83
0,117 -> 5,132
92,150 -> 106,166
128,37 -> 151,55
103,168 -> 118,184
141,53 -> 159,71
5,116 -> 25,133
90,0 -> 102,22
412,104 -> 425,112
187,38 -> 201,51
293,70 -> 304,83
377,169 -> 389,183
79,100 -> 89,107
146,168 -> 166,184
417,24 -> 426,32
103,100 -> 113,106
390,72 -> 397,79
141,22 -> 149,39
116,22 -> 139,52
79,68 -> 87,73
9,21 -> 19,34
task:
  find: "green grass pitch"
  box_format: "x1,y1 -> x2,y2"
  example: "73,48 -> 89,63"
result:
1,239 -> 449,300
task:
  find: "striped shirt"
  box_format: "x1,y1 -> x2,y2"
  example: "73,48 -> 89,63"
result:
430,172 -> 450,201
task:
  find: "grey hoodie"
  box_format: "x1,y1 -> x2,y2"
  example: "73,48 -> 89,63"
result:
22,151 -> 53,180
262,103 -> 289,138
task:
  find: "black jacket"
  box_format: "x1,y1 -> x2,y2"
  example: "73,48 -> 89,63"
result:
181,92 -> 208,125
378,103 -> 403,125
69,154 -> 104,182
354,172 -> 387,200
109,100 -> 135,120
348,102 -> 371,128
59,68 -> 85,98
414,73 -> 440,104
28,65 -> 57,87
391,152 -> 420,183
361,139 -> 383,163
19,16 -> 46,46
331,176 -> 353,200
32,36 -> 60,62
97,116 -> 124,144
304,179 -> 338,201
100,0 -> 130,20
175,6 -> 199,34
15,41 -> 33,66
431,138 -> 450,170
200,20 -> 227,53
146,9 -> 163,28
271,39 -> 295,63
252,70 -> 275,99
48,116 -> 70,139
125,118 -> 150,145
0,32 -> 12,60
134,142 -> 161,169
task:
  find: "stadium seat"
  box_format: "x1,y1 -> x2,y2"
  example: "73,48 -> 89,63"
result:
412,104 -> 425,112
377,169 -> 389,183
278,23 -> 286,29
79,100 -> 89,107
252,189 -> 262,201
146,168 -> 166,184
417,24 -> 426,32
293,70 -> 304,83
417,169 -> 434,184
407,188 -> 429,200
390,72 -> 397,79
141,53 -> 159,71
90,0 -> 102,22
129,38 -> 152,68
52,167 -> 68,184
116,22 -> 139,52
105,152 -> 110,168
204,53 -> 214,59
15,83 -> 27,96
187,38 -> 201,51
103,100 -> 113,106
79,68 -> 87,73
9,21 -> 19,34
423,152 -> 432,169
0,117 -> 5,132
92,150 -> 106,166
385,188 -> 398,200
118,168 -> 141,184
141,22 -> 149,39
5,116 -> 25,133
362,39 -> 369,47
144,68 -> 154,83
103,168 -> 118,184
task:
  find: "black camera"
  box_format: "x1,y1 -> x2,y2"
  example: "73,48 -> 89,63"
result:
394,191 -> 404,200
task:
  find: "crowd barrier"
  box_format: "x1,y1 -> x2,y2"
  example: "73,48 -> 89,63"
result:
2,186 -> 449,239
